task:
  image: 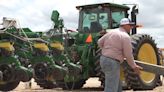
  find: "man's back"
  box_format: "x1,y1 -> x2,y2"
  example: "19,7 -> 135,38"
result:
98,28 -> 131,62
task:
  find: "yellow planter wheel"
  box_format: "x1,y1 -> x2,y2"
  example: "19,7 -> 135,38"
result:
124,34 -> 161,90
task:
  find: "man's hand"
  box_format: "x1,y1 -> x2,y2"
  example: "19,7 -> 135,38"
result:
132,65 -> 143,75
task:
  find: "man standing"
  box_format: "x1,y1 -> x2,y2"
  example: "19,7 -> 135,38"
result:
97,18 -> 142,92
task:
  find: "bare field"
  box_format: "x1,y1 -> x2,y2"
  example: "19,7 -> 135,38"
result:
10,78 -> 164,92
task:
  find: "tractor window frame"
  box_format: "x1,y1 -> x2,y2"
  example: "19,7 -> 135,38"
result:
78,8 -> 110,33
110,8 -> 128,29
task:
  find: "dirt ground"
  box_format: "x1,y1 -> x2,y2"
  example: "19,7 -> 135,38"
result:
10,78 -> 164,92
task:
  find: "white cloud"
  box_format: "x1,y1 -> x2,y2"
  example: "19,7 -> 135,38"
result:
0,0 -> 141,30
0,0 -> 164,47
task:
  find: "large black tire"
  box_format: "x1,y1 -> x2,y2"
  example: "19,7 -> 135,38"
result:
124,34 -> 161,90
60,79 -> 86,90
35,79 -> 57,89
0,81 -> 20,91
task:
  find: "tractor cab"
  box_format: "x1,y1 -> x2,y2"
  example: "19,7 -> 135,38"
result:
76,3 -> 130,33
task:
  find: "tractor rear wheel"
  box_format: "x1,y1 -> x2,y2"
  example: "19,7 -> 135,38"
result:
124,34 -> 161,90
0,81 -> 20,91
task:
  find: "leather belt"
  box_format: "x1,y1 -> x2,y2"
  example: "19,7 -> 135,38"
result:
102,55 -> 120,63
110,57 -> 120,63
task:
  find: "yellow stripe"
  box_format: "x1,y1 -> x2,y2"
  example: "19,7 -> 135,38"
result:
0,42 -> 15,51
34,43 -> 49,51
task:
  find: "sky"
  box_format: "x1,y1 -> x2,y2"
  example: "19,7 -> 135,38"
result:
0,0 -> 164,47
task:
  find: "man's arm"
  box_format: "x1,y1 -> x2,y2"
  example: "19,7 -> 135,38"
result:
122,36 -> 137,68
97,34 -> 106,48
122,36 -> 143,74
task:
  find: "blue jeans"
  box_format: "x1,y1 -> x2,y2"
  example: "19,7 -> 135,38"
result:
100,55 -> 122,92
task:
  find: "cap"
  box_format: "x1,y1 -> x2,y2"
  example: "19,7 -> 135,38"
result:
120,18 -> 135,26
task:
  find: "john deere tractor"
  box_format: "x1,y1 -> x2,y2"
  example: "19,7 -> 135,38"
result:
55,3 -> 162,90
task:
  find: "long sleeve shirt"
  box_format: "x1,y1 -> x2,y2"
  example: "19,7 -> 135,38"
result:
97,27 -> 137,68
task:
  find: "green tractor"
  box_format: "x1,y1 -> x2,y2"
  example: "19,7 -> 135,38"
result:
56,3 -> 161,90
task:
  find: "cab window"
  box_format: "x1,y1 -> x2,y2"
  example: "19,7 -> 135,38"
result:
111,10 -> 126,28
